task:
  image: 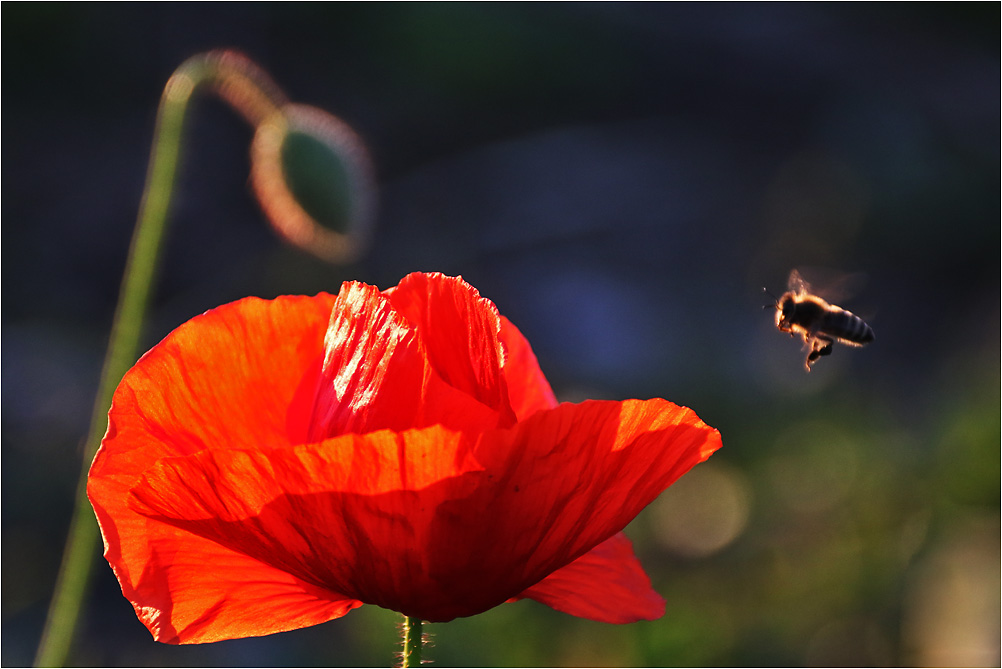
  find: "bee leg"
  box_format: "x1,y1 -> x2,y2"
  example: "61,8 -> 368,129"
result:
803,353 -> 816,372
804,337 -> 833,372
814,340 -> 833,357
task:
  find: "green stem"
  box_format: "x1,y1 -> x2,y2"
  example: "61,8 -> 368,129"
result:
401,616 -> 423,667
33,62 -> 207,668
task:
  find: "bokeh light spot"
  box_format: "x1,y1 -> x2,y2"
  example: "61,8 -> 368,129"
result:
650,461 -> 751,558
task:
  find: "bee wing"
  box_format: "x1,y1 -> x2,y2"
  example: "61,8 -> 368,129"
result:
786,269 -> 811,294
790,267 -> 867,304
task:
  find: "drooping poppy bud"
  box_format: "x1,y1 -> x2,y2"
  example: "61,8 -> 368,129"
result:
251,103 -> 375,264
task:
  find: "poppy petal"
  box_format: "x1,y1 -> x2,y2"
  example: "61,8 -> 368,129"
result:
127,428 -> 490,628
103,293 -> 337,459
88,294 -> 337,610
309,280 -> 501,438
385,273 -> 517,427
307,280 -> 420,439
515,532 -> 665,623
125,525 -> 361,644
498,316 -> 558,420
127,398 -> 719,627
434,398 -> 719,614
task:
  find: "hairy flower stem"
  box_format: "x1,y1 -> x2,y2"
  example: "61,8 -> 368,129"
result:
33,52 -> 285,667
401,616 -> 424,667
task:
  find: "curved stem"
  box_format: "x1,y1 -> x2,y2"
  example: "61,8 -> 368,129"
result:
33,51 -> 286,667
401,616 -> 424,667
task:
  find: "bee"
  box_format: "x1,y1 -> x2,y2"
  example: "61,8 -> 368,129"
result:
767,269 -> 874,372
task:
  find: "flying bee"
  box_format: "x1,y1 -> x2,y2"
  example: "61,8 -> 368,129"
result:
766,269 -> 874,372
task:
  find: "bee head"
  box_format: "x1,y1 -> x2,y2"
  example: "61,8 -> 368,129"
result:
764,287 -> 801,333
775,293 -> 797,331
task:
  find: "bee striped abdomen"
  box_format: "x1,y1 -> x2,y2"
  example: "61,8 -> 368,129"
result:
821,308 -> 874,346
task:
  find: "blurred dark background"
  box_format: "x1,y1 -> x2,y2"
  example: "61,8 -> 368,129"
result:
3,3 -> 999,666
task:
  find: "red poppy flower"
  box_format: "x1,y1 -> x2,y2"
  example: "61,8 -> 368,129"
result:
88,272 -> 721,644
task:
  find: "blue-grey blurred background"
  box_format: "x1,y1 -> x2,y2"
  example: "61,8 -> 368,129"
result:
3,3 -> 999,666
